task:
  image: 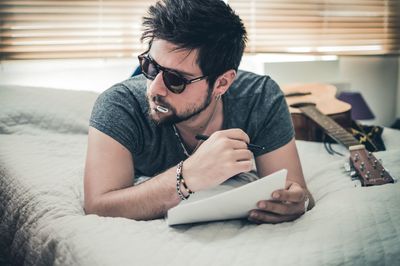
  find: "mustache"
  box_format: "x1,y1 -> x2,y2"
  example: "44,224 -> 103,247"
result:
152,96 -> 172,110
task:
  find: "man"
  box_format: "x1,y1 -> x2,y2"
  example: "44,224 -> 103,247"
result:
84,0 -> 314,224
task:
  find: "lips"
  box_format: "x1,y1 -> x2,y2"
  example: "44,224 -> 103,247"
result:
151,96 -> 171,111
156,105 -> 169,113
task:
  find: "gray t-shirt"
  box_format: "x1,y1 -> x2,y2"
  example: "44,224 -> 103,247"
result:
90,70 -> 294,177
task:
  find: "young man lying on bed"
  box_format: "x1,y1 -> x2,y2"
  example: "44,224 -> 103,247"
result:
84,0 -> 315,224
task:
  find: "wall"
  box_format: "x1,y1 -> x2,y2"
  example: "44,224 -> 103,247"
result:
398,57 -> 400,118
0,58 -> 135,92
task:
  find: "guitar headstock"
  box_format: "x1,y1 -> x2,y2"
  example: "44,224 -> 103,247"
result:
349,145 -> 394,186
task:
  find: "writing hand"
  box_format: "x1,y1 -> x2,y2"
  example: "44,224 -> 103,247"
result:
248,182 -> 308,224
183,128 -> 253,192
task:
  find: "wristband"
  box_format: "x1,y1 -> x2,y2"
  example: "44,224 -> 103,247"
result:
176,161 -> 193,200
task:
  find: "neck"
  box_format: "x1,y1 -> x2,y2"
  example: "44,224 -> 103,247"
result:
175,97 -> 223,149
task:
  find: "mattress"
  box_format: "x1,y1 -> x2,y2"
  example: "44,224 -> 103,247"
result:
1,85 -> 399,266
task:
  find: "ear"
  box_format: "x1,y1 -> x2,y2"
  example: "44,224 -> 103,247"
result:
212,69 -> 237,97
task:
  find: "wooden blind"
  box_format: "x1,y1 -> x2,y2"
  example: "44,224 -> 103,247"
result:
0,0 -> 156,59
1,0 -> 399,59
229,0 -> 400,55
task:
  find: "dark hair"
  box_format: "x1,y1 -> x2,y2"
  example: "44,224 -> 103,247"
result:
141,0 -> 247,87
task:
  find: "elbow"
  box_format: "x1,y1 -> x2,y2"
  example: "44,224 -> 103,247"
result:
83,193 -> 105,216
83,193 -> 118,218
83,196 -> 97,215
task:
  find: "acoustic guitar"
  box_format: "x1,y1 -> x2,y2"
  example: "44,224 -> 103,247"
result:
282,83 -> 352,142
281,83 -> 394,186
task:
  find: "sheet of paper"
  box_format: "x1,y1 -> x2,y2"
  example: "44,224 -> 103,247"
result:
167,169 -> 287,225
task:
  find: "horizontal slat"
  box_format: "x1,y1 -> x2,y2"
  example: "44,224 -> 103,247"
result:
0,1 -> 153,6
1,51 -> 142,60
0,44 -> 146,52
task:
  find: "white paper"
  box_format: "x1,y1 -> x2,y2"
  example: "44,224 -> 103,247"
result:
167,169 -> 287,225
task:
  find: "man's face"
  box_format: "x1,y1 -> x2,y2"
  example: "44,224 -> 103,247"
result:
145,39 -> 213,125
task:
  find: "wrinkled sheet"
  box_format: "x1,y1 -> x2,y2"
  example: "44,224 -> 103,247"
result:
1,85 -> 400,266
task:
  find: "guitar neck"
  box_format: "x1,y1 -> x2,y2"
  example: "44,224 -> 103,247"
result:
299,105 -> 359,149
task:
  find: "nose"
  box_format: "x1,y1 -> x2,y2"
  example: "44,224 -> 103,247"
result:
148,72 -> 168,97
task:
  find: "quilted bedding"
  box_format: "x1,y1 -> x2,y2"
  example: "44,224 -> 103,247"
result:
1,85 -> 399,266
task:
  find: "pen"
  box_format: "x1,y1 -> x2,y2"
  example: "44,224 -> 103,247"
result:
195,134 -> 266,151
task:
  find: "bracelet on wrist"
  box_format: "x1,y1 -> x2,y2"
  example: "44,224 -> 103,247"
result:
176,161 -> 194,200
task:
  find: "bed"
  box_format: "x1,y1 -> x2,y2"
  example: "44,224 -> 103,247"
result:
1,85 -> 399,266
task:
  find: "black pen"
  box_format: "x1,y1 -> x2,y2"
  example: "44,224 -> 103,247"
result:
195,134 -> 266,151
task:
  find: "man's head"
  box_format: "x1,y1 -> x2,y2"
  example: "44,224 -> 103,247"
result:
141,0 -> 247,90
140,0 -> 247,125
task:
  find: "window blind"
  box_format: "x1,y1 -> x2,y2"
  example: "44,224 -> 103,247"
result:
229,0 -> 400,55
0,0 -> 155,59
0,0 -> 399,60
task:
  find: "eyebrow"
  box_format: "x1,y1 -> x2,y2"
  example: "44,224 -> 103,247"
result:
148,54 -> 197,77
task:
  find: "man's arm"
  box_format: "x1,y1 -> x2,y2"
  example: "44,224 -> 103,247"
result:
84,127 -> 182,220
84,127 -> 253,220
249,138 -> 315,223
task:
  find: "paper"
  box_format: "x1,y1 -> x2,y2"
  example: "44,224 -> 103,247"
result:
167,169 -> 287,225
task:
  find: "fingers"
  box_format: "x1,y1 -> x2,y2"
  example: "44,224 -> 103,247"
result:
248,210 -> 301,224
271,182 -> 306,203
247,182 -> 308,224
234,160 -> 253,173
233,149 -> 253,161
225,138 -> 248,150
212,129 -> 250,145
255,200 -> 304,215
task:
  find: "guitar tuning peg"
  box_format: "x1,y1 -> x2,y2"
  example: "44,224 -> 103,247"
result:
365,171 -> 371,180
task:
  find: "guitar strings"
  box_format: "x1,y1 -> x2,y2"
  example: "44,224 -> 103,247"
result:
323,134 -> 344,156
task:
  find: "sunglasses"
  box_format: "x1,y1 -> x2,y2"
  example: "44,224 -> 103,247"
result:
138,52 -> 207,94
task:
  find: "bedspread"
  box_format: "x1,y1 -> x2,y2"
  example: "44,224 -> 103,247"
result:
1,85 -> 399,266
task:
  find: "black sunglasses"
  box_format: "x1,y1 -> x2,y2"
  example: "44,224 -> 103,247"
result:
138,52 -> 207,94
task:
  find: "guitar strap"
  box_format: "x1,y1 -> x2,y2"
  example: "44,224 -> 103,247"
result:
349,121 -> 386,152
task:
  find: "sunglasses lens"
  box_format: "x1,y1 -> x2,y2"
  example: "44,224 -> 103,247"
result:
140,56 -> 158,79
163,71 -> 185,93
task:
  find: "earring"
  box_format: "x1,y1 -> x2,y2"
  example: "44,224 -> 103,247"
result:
215,94 -> 221,101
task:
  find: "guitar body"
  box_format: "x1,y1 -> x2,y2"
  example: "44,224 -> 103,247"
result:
282,83 -> 352,141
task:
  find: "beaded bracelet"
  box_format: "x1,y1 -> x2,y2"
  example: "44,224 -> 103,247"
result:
176,161 -> 194,200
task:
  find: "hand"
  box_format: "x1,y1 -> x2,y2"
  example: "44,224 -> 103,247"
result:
248,182 -> 308,224
183,128 -> 253,191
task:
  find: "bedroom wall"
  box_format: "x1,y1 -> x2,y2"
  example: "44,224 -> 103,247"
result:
0,55 -> 399,127
0,58 -> 135,92
397,57 -> 400,118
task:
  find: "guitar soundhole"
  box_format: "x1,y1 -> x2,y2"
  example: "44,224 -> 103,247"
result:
290,102 -> 316,108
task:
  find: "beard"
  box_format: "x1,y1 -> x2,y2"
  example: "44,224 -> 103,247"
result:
148,88 -> 213,126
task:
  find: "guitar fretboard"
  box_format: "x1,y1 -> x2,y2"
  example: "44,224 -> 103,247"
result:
299,105 -> 359,148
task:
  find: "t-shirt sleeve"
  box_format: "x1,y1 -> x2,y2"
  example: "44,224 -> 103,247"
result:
89,84 -> 141,155
251,78 -> 294,157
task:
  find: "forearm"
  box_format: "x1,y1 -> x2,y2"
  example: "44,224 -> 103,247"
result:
86,166 -> 181,220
